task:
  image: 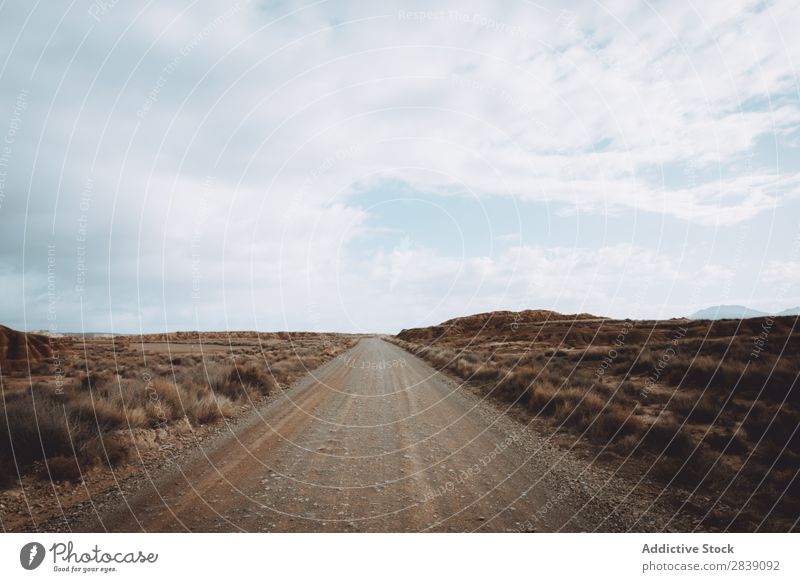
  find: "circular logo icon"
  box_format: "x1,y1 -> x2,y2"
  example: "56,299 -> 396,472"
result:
20,542 -> 46,570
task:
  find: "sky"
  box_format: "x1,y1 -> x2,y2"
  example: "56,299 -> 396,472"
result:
0,0 -> 799,334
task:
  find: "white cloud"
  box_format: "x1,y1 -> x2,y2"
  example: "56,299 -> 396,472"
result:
1,0 -> 799,331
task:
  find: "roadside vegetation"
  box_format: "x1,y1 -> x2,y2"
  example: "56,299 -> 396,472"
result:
392,314 -> 799,531
0,331 -> 357,489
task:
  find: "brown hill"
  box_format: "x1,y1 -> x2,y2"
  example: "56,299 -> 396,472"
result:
0,325 -> 54,374
397,309 -> 601,343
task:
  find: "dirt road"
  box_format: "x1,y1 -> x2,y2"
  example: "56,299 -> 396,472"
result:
72,338 -> 694,532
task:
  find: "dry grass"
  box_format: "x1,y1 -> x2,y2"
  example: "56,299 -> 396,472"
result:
207,361 -> 277,402
0,331 -> 358,489
393,313 -> 800,531
0,388 -> 77,464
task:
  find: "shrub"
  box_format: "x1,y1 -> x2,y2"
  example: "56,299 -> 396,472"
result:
0,391 -> 77,464
80,370 -> 110,391
187,394 -> 235,424
149,379 -> 184,417
0,458 -> 19,489
641,418 -> 695,457
528,379 -> 559,414
80,435 -> 129,468
588,409 -> 644,443
494,367 -> 537,403
672,391 -> 722,424
652,447 -> 729,491
552,388 -> 605,430
69,398 -> 129,432
208,369 -> 248,401
742,403 -> 800,454
43,456 -> 83,482
471,363 -> 502,382
206,363 -> 278,401
450,357 -> 477,379
704,431 -> 748,455
233,362 -> 277,396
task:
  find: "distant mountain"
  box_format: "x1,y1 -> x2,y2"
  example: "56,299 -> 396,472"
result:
775,306 -> 800,317
689,305 -> 800,320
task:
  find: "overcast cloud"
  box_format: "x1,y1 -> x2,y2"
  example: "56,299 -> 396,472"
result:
1,0 -> 799,333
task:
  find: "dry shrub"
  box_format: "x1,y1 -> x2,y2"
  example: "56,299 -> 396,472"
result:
298,355 -> 324,370
80,379 -> 165,429
0,391 -> 77,464
704,430 -> 748,454
652,447 -> 729,491
144,398 -> 173,425
550,387 -> 598,425
0,387 -> 132,487
618,380 -> 640,397
450,357 -> 478,379
146,375 -> 236,424
150,378 -> 183,413
231,362 -> 277,396
629,348 -> 659,374
187,394 -> 235,424
494,367 -> 537,403
470,363 -> 502,382
528,379 -> 560,414
205,362 -> 278,401
0,458 -> 19,489
742,356 -> 797,401
80,370 -> 111,391
42,456 -> 83,482
671,391 -> 722,423
208,368 -> 249,401
664,355 -> 726,387
91,377 -> 244,430
121,406 -> 149,428
69,398 -> 129,432
613,433 -> 641,453
80,435 -> 129,468
641,418 -> 695,457
0,372 -> 239,488
588,408 -> 644,443
268,358 -> 299,383
742,403 -> 800,455
549,388 -> 644,444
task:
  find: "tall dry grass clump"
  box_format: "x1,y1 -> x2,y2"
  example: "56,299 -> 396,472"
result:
0,365 -> 253,488
208,362 -> 277,401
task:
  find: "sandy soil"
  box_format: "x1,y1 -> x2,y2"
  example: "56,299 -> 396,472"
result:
58,337 -> 700,532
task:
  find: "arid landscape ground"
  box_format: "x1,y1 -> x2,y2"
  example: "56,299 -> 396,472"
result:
0,312 -> 797,532
393,310 -> 799,531
0,327 -> 357,531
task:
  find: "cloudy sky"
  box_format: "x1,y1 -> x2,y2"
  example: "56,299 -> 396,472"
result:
1,0 -> 799,334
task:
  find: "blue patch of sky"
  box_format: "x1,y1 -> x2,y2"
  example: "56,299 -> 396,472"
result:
346,180 -> 525,257
346,171 -> 798,269
345,179 -> 697,256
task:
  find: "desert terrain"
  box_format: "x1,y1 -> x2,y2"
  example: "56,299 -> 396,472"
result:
0,312 -> 797,532
0,327 -> 357,530
394,310 -> 799,531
